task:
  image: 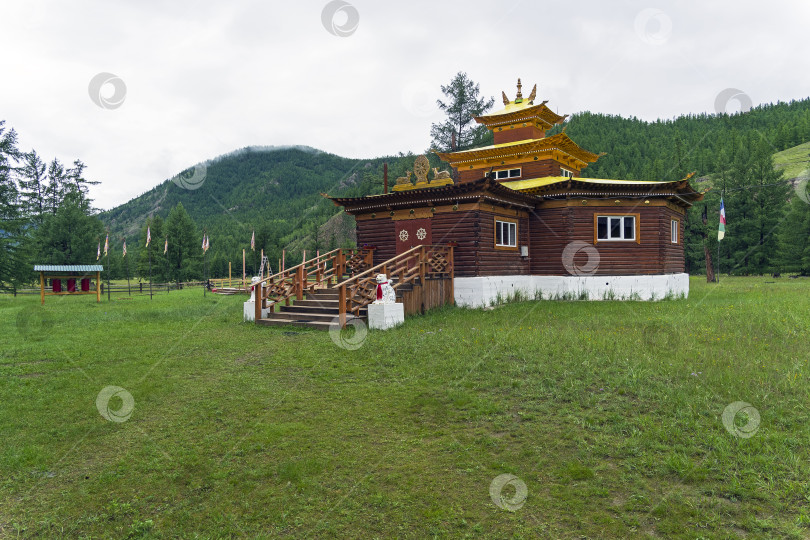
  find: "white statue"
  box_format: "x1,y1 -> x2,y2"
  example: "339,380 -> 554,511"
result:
249,276 -> 260,302
373,273 -> 396,304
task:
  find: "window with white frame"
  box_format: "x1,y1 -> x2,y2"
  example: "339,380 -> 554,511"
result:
596,215 -> 636,241
487,168 -> 521,180
495,219 -> 517,247
561,168 -> 574,178
671,219 -> 679,243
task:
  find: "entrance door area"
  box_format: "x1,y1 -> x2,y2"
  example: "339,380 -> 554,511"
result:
395,218 -> 432,255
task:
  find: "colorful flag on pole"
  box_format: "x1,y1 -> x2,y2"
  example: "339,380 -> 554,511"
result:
164,237 -> 168,255
146,226 -> 151,247
251,230 -> 255,251
718,197 -> 726,241
97,241 -> 101,260
202,233 -> 206,251
104,234 -> 109,257
123,240 -> 127,257
205,234 -> 209,252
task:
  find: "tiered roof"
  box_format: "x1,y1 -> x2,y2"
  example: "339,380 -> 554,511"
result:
435,132 -> 600,169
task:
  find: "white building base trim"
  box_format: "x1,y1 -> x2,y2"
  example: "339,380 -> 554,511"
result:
367,302 -> 405,330
454,274 -> 689,307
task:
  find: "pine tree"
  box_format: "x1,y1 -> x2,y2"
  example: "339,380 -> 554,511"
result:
747,139 -> 790,274
429,72 -> 494,152
0,121 -> 28,290
776,195 -> 810,274
165,202 -> 200,282
44,158 -> 67,215
18,150 -> 47,222
137,216 -> 167,281
34,191 -> 104,265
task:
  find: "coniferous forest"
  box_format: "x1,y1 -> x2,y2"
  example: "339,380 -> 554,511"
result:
2,92 -> 810,289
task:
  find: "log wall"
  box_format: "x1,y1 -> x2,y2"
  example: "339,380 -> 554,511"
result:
457,159 -> 577,183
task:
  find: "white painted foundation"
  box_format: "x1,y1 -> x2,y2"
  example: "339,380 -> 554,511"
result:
453,273 -> 689,307
367,302 -> 405,330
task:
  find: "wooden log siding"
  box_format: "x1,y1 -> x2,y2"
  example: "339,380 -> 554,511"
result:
457,159 -> 578,183
431,210 -> 480,277
661,207 -> 685,274
570,205 -> 684,275
355,217 -> 396,267
528,205 -> 687,275
529,207 -> 571,275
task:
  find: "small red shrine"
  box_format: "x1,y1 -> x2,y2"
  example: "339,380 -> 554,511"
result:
329,79 -> 703,305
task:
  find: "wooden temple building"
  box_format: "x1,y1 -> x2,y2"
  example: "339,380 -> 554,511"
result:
329,79 -> 703,305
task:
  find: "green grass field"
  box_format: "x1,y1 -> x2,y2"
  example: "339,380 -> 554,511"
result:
2,277 -> 809,539
773,141 -> 810,180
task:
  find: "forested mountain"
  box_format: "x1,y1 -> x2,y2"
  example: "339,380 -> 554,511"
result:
3,95 -> 809,289
96,96 -> 810,280
96,146 -> 446,279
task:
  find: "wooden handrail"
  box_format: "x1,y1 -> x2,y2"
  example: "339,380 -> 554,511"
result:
334,244 -> 439,288
255,247 -> 342,288
254,247 -> 373,322
337,244 -> 454,326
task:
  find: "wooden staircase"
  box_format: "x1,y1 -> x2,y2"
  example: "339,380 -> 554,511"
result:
257,284 -> 366,330
252,246 -> 454,331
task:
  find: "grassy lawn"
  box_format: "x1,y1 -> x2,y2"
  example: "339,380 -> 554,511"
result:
1,277 -> 809,538
773,141 -> 810,180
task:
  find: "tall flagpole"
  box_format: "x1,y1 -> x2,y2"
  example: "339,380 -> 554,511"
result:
149,244 -> 153,300
105,232 -> 110,301
124,238 -> 131,296
165,237 -> 170,294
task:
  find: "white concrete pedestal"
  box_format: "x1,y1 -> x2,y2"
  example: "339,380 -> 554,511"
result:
243,301 -> 268,322
367,302 -> 404,330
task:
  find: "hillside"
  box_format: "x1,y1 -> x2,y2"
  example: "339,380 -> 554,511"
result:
97,147 -> 446,276
773,140 -> 810,182
98,97 -> 810,279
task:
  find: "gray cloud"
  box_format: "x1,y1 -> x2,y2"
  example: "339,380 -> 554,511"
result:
1,0 -> 808,210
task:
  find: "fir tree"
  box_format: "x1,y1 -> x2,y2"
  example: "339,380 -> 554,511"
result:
429,72 -> 494,152
0,121 -> 27,290
165,202 -> 200,282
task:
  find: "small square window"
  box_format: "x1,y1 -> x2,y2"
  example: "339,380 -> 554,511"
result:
596,215 -> 636,241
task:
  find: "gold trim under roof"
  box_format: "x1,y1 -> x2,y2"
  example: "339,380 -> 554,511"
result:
435,132 -> 599,167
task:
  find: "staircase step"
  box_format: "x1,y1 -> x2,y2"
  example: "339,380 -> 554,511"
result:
266,311 -> 364,323
307,290 -> 340,299
285,299 -> 339,309
280,304 -> 367,315
257,317 -> 365,331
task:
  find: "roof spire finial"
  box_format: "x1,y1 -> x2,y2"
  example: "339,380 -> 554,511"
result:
516,78 -> 523,100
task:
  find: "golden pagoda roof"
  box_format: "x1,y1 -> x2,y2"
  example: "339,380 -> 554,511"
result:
475,79 -> 567,128
475,100 -> 567,129
502,176 -> 672,191
435,132 -> 600,167
501,175 -> 704,204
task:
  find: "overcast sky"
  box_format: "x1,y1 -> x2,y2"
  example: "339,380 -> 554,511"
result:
2,0 -> 809,210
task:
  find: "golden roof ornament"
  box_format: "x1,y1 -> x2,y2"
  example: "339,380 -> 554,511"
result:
502,91 -> 509,106
515,78 -> 523,102
527,84 -> 537,103
413,155 -> 430,184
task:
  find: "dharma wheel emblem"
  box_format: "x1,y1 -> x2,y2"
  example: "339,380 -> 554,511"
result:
416,228 -> 427,240
399,229 -> 409,241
